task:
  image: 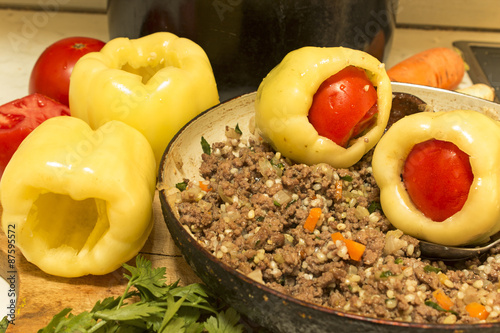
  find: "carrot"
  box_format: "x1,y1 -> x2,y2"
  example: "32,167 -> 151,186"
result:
330,232 -> 366,261
344,239 -> 366,261
199,180 -> 211,192
386,47 -> 465,90
331,231 -> 344,243
466,302 -> 489,320
303,207 -> 322,232
432,289 -> 454,311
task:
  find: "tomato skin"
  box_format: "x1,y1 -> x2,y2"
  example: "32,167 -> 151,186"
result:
0,93 -> 70,177
403,139 -> 474,222
29,37 -> 105,106
307,66 -> 378,147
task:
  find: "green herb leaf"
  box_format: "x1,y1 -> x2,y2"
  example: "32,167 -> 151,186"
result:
169,306 -> 204,332
0,316 -> 9,333
425,300 -> 458,315
235,124 -> 242,135
169,283 -> 214,310
201,137 -> 211,155
91,295 -> 124,312
367,201 -> 382,214
123,256 -> 168,300
37,255 -> 244,333
159,292 -> 193,331
205,308 -> 244,333
270,158 -> 284,169
37,308 -> 76,333
286,199 -> 297,209
160,316 -> 186,333
379,271 -> 394,278
394,258 -> 404,265
94,302 -> 165,322
424,265 -> 442,274
37,310 -> 96,333
340,175 -> 353,182
176,181 -> 188,192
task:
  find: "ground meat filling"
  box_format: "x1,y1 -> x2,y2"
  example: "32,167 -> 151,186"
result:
174,127 -> 500,325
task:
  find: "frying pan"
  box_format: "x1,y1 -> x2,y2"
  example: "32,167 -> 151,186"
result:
158,83 -> 500,332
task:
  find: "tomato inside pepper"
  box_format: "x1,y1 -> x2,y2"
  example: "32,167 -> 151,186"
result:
402,139 -> 474,222
308,66 -> 378,147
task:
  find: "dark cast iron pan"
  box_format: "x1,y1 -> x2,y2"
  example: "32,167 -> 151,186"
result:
158,83 -> 500,332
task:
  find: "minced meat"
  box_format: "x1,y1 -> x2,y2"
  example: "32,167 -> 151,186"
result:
173,125 -> 500,325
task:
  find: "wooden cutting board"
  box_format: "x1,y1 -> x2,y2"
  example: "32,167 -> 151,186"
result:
1,192 -> 202,333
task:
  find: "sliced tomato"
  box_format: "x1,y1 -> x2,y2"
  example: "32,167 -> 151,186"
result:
402,139 -> 474,222
307,66 -> 378,147
0,93 -> 70,177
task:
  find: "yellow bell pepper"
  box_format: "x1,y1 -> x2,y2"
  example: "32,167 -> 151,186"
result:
0,116 -> 157,277
69,32 -> 220,167
372,109 -> 500,246
255,46 -> 392,168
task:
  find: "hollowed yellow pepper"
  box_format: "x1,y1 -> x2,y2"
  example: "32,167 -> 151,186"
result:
255,46 -> 392,168
69,32 -> 220,167
0,116 -> 156,277
372,109 -> 500,246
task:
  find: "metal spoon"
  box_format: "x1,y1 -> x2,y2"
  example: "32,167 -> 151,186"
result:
419,232 -> 500,261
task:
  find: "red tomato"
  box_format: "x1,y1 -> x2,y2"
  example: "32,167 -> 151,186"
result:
308,66 -> 378,147
0,93 -> 70,177
402,139 -> 474,222
29,37 -> 106,106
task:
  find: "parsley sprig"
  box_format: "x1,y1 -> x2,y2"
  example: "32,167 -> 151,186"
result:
38,255 -> 244,333
0,316 -> 8,333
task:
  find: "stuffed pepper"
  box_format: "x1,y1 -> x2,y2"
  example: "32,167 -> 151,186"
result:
255,46 -> 392,168
372,109 -> 500,246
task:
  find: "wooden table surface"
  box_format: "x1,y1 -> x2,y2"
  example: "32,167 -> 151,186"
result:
1,192 -> 202,333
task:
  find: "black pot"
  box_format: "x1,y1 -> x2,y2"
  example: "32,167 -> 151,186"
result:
107,0 -> 395,101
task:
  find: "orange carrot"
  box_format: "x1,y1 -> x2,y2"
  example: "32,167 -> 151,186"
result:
303,207 -> 322,232
331,231 -> 344,243
466,302 -> 489,320
199,180 -> 211,192
344,239 -> 366,261
432,289 -> 454,311
330,232 -> 366,261
387,47 -> 465,90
